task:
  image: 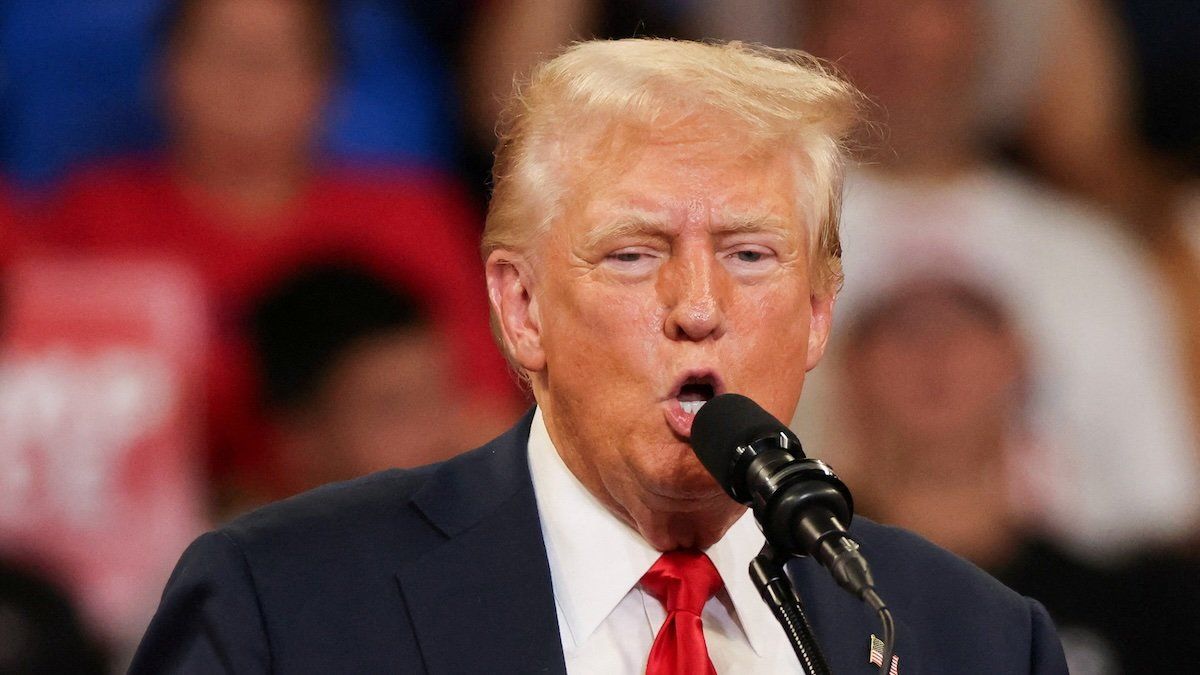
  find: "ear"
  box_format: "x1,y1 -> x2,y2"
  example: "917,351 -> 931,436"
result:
486,249 -> 546,372
805,292 -> 836,372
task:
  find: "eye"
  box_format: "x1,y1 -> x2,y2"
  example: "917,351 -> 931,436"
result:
610,251 -> 647,263
725,245 -> 775,265
602,247 -> 663,277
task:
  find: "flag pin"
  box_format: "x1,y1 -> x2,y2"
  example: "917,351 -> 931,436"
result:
869,634 -> 899,674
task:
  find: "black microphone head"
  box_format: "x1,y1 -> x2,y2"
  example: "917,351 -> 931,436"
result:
690,393 -> 803,491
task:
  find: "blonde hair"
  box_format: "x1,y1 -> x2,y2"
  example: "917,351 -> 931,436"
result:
484,38 -> 860,292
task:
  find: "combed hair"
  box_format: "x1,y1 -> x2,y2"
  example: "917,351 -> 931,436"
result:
484,38 -> 861,294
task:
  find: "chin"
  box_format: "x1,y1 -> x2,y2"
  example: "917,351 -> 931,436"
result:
638,457 -> 726,504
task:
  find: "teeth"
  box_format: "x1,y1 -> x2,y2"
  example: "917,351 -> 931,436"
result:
680,400 -> 706,415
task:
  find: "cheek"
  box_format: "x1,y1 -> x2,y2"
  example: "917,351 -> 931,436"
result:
727,286 -> 814,414
545,281 -> 664,364
739,286 -> 812,356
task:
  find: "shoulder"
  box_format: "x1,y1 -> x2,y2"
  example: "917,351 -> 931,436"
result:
213,413 -> 535,573
851,517 -> 1027,614
47,155 -> 176,245
216,462 -> 444,571
229,465 -> 430,526
849,518 -> 1066,671
130,469 -> 450,673
981,169 -> 1145,264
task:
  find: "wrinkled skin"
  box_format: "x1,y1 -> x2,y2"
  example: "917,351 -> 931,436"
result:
487,135 -> 835,550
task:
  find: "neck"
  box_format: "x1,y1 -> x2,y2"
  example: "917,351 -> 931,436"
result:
173,145 -> 311,222
537,400 -> 743,551
868,436 -> 1021,569
613,490 -> 745,552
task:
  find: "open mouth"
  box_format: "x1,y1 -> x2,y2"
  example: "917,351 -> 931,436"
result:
664,371 -> 725,438
674,375 -> 718,415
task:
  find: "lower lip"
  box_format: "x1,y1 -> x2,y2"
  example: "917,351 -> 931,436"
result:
664,399 -> 702,438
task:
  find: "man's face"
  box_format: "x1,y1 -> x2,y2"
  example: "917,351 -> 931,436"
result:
805,0 -> 981,140
497,133 -> 834,541
843,284 -> 1024,465
278,328 -> 465,492
166,0 -> 327,164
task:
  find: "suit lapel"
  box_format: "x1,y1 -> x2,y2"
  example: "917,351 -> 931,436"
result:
788,557 -> 922,674
394,412 -> 919,674
395,411 -> 567,675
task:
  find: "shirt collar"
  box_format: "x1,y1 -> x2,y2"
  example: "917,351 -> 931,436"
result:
526,407 -> 776,656
705,502 -> 778,657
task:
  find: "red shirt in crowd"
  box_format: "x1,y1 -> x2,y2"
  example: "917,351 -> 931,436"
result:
45,157 -> 522,500
0,183 -> 19,269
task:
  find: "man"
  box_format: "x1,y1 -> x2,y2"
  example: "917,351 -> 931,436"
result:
249,263 -> 472,497
794,0 -> 1200,558
130,39 -> 1067,673
49,0 -> 518,509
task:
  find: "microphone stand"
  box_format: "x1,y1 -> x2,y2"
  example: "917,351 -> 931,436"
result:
749,544 -> 832,675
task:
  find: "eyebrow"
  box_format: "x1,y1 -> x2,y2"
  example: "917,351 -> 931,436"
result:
582,209 -> 674,250
581,207 -> 797,250
713,211 -> 791,235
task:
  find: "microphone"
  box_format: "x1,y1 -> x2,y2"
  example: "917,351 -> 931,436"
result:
690,393 -> 876,601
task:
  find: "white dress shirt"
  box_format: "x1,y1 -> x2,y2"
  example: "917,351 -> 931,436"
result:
527,408 -> 805,674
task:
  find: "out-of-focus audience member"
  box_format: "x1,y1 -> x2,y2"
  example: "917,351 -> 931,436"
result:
0,556 -> 108,674
462,0 -> 800,148
794,0 -> 1200,559
0,0 -> 458,192
45,0 -> 520,514
248,264 -> 468,497
1014,0 -> 1168,229
1004,0 -> 1200,446
837,280 -> 1031,569
1115,1 -> 1200,468
1116,2 -> 1200,175
460,0 -> 790,204
837,280 -> 1200,675
1,256 -> 210,663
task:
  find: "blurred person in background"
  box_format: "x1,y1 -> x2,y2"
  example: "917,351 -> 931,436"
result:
1113,2 -> 1200,469
794,0 -> 1200,560
0,0 -> 458,193
836,279 -> 1200,675
459,0 -> 801,205
44,0 -> 520,515
0,556 -> 108,674
248,264 -> 467,498
2,215 -> 115,673
1002,0 -> 1200,449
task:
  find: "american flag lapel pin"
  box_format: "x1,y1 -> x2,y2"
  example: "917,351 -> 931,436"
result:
869,634 -> 899,674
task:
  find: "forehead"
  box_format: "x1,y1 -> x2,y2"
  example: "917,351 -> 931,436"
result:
174,0 -> 317,44
563,133 -> 809,236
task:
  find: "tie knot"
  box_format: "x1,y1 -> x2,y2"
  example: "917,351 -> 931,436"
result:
640,550 -> 723,615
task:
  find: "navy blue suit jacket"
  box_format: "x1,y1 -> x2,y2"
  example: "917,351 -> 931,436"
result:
131,412 -> 1067,673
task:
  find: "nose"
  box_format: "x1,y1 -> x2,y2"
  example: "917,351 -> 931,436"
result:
661,243 -> 727,342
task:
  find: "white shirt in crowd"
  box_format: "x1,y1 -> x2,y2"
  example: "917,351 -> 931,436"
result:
795,167 -> 1200,559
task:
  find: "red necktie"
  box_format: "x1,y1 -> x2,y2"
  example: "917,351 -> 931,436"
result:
640,550 -> 724,675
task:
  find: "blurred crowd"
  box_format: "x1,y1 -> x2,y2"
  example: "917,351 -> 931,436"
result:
0,0 -> 1197,672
